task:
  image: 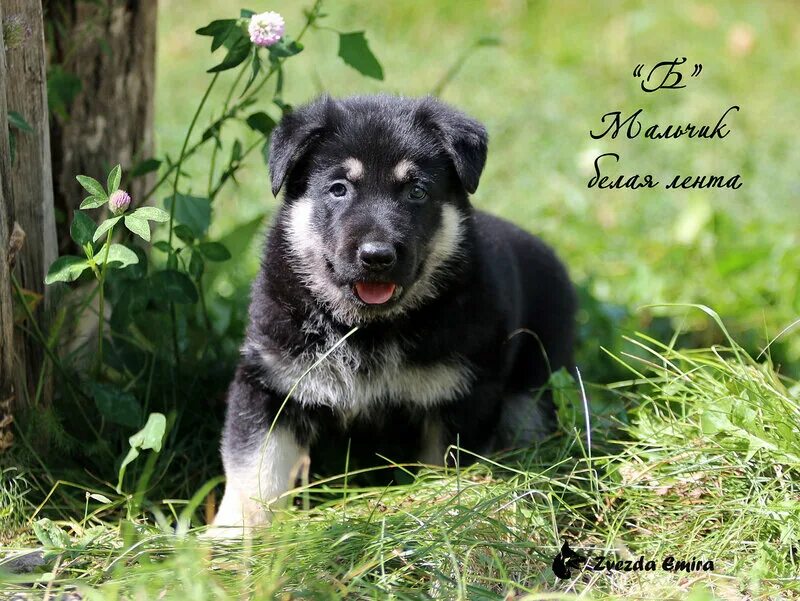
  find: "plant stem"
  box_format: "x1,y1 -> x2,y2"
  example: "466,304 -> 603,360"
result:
95,226 -> 115,375
165,73 -> 220,372
145,3 -> 323,207
208,63 -> 249,197
198,273 -> 212,333
155,4 -> 322,371
208,137 -> 263,200
168,73 -> 219,248
142,138 -> 204,203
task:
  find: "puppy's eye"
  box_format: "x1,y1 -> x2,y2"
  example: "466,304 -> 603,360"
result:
408,184 -> 427,202
329,183 -> 348,198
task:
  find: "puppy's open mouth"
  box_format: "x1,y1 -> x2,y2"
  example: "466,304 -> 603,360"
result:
354,282 -> 398,305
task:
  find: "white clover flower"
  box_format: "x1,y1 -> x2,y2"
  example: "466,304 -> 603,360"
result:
248,11 -> 285,47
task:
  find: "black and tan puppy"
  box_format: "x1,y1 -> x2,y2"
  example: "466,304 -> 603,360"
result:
211,95 -> 576,534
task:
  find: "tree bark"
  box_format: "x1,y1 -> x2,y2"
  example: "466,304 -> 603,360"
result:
0,3 -> 17,450
3,0 -> 59,409
45,0 -> 158,254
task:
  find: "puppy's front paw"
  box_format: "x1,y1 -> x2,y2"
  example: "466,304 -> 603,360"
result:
200,525 -> 245,540
200,488 -> 271,540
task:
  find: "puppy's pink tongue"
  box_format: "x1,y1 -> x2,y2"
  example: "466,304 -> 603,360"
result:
355,282 -> 396,305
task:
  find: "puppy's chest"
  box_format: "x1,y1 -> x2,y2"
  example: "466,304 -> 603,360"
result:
249,332 -> 474,417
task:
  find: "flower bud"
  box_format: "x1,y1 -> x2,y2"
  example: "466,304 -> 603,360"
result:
248,11 -> 285,47
109,190 -> 131,215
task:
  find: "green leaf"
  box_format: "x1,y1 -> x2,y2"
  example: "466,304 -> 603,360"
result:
241,47 -> 262,96
107,164 -> 122,194
33,518 -> 71,549
198,242 -> 231,262
208,34 -> 250,73
164,194 -> 211,237
109,277 -> 149,330
70,211 -> 97,246
117,413 -> 167,493
273,98 -> 292,115
189,250 -> 205,279
116,245 -> 148,281
173,224 -> 195,245
130,206 -> 169,222
130,158 -> 162,178
92,215 -> 122,242
214,215 -> 264,261
196,19 -> 235,37
45,256 -> 91,284
246,111 -> 276,136
76,175 -> 107,199
150,270 -> 198,304
130,413 -> 166,451
153,241 -> 172,253
7,111 -> 33,132
89,382 -> 142,428
80,195 -> 107,210
268,37 -> 304,59
196,19 -> 237,52
337,32 -> 384,80
231,139 -> 243,162
202,215 -> 265,287
124,214 -> 151,242
96,244 -> 140,269
240,9 -> 255,18
201,119 -> 223,144
88,493 -> 112,504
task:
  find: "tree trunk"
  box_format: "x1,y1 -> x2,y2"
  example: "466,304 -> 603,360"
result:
3,0 -> 59,409
44,0 -> 158,254
0,4 -> 17,450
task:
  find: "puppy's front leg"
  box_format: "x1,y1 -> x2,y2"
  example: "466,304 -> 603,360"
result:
212,426 -> 305,535
209,366 -> 308,538
419,416 -> 447,466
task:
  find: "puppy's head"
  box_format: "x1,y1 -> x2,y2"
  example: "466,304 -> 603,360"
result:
269,95 -> 488,324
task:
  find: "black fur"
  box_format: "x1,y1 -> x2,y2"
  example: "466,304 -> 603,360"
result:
221,94 -> 576,480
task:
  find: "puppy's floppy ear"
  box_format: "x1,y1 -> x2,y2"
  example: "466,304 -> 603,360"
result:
418,97 -> 488,194
268,96 -> 335,196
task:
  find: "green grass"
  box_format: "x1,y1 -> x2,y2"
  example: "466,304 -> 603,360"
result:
2,319 -> 798,598
2,0 -> 800,598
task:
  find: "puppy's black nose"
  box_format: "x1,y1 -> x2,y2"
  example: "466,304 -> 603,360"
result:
358,242 -> 396,270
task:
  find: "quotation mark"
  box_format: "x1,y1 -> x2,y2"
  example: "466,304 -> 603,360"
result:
631,58 -> 703,92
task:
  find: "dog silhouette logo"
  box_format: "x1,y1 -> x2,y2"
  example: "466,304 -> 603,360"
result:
552,540 -> 587,580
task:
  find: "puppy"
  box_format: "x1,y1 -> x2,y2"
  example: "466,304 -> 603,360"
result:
211,95 -> 576,534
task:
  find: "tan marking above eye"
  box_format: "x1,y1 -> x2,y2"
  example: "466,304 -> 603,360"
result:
393,159 -> 415,181
343,157 -> 364,181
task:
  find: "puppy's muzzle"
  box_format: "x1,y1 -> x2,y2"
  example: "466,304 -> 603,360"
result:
358,241 -> 397,272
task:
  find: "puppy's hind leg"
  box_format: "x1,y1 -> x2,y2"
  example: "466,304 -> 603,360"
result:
206,368 -> 308,538
419,418 -> 445,466
492,390 -> 554,452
